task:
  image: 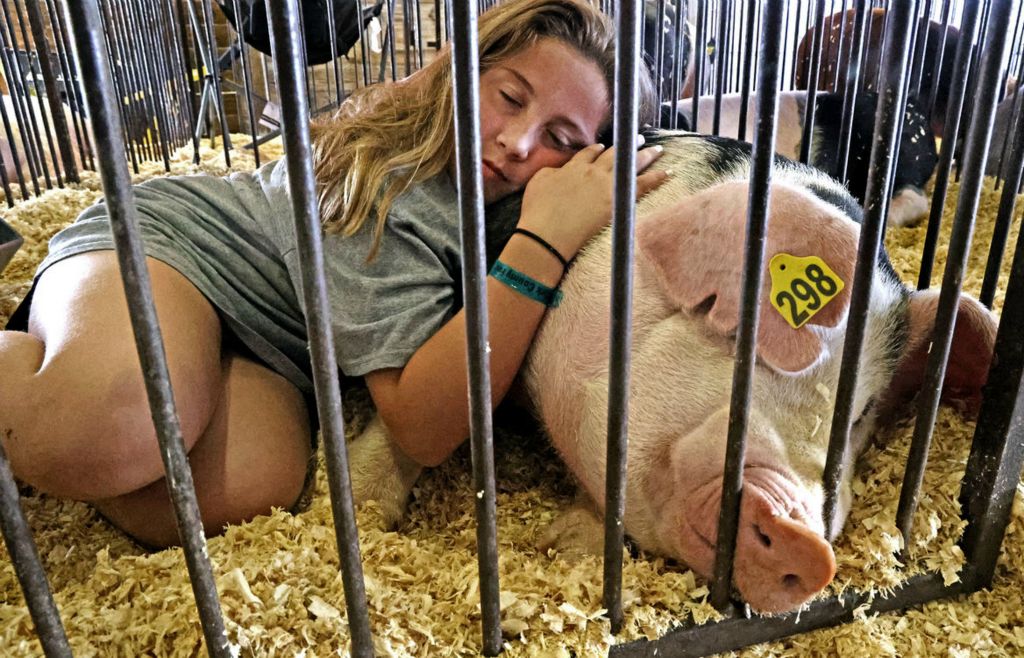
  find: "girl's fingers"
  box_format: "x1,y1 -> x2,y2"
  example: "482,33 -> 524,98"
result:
636,144 -> 665,171
571,142 -> 609,164
636,169 -> 671,198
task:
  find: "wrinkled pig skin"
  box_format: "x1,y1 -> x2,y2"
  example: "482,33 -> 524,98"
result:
524,132 -> 996,614
663,90 -> 939,228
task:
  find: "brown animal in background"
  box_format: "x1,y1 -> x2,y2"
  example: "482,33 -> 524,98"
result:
794,9 -> 961,136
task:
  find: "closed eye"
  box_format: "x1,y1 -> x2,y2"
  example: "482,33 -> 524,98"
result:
500,91 -> 522,108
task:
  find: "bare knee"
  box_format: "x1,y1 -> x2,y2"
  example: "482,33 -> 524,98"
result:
93,355 -> 313,548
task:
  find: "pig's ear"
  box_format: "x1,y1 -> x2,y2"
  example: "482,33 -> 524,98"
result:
636,179 -> 860,375
885,289 -> 998,415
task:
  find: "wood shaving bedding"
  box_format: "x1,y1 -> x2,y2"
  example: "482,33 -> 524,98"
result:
1,139 -> 1022,657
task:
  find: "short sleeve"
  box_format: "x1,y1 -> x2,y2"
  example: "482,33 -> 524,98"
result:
323,176 -> 464,376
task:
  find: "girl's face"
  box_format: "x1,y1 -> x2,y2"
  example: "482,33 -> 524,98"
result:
477,37 -> 609,203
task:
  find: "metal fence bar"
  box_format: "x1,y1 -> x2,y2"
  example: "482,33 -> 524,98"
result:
736,0 -> 756,140
917,0 -> 982,291
709,0 -> 784,613
959,203 -> 1024,587
821,0 -> 914,533
48,0 -> 94,171
0,439 -> 72,658
927,0 -> 953,122
230,0 -> 260,168
603,0 -> 642,633
0,0 -> 42,195
447,0 -> 501,653
691,0 -> 705,128
979,109 -> 1024,308
263,2 -> 375,655
711,0 -> 729,135
64,1 -> 233,654
835,0 -> 868,182
800,0 -> 828,164
25,0 -> 77,184
895,0 -> 1014,549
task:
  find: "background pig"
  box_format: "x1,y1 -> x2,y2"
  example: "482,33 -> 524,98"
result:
663,90 -> 939,228
525,132 -> 996,614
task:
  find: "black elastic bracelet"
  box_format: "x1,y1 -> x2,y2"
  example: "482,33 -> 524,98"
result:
512,227 -> 570,271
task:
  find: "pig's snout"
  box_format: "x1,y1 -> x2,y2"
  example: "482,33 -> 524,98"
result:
681,469 -> 836,614
734,488 -> 836,613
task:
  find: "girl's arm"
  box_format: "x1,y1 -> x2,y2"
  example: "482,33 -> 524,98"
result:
365,143 -> 667,467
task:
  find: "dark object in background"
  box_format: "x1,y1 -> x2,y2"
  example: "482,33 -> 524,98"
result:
794,9 -> 960,137
642,0 -> 692,101
0,216 -> 23,273
217,0 -> 384,65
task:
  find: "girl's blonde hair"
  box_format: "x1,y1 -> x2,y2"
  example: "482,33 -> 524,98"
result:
310,0 -> 658,259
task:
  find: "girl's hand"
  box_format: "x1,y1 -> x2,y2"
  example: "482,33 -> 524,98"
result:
516,140 -> 668,260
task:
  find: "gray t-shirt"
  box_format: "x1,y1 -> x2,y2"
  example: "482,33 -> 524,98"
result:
30,158 -> 521,395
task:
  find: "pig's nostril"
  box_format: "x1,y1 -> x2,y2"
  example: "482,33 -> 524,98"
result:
754,525 -> 772,548
782,574 -> 800,589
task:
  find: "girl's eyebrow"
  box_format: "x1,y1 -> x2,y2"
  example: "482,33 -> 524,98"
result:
501,66 -> 592,141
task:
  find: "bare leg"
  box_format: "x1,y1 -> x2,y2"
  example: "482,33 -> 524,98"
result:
0,252 -> 222,499
92,353 -> 313,549
1,251 -> 312,548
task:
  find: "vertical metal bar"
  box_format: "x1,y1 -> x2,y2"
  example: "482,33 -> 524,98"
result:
801,0 -> 829,164
927,0 -> 953,126
780,0 -> 790,91
666,0 -> 683,129
653,0 -> 666,112
737,0 -> 757,140
832,0 -> 848,93
993,14 -> 1024,186
231,0 -> 260,168
859,1 -> 875,93
979,105 -> 1024,308
917,0 -> 983,290
126,0 -> 173,171
63,1 -> 231,654
909,0 -> 934,95
0,0 -> 42,194
0,439 -> 72,657
958,208 -> 1024,587
96,0 -> 141,174
821,0 -> 915,534
384,0 -> 398,82
7,0 -> 54,187
709,0 -> 785,613
789,0 -> 803,90
101,0 -> 149,167
47,0 -> 93,171
0,70 -> 29,199
172,0 -> 201,161
691,0 -> 706,127
712,0 -> 730,135
954,0 -> 992,183
325,0 -> 343,105
895,0 -> 1013,550
24,0 -> 76,184
603,0 -> 642,633
835,0 -> 868,182
264,2 -> 374,655
200,0 -> 232,164
448,0 -> 501,651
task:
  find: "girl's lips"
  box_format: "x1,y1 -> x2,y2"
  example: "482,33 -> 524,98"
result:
483,160 -> 508,182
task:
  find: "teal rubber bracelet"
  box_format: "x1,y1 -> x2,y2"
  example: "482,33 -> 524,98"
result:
489,260 -> 563,308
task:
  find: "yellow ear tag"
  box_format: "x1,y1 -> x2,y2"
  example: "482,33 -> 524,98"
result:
768,253 -> 845,329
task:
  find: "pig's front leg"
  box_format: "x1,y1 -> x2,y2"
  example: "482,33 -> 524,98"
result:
537,491 -> 606,562
347,414 -> 423,529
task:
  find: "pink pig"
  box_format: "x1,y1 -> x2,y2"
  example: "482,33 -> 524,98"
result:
345,132 -> 996,615
525,133 -> 996,613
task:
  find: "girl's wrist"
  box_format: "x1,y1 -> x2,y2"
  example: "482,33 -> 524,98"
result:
498,231 -> 566,289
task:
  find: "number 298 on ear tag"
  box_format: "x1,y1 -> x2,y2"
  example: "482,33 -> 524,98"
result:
768,253 -> 845,329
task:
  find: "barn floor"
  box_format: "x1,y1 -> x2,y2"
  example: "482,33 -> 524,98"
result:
1,137 -> 1023,657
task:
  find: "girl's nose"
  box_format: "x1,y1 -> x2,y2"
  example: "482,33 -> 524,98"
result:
498,121 -> 533,161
